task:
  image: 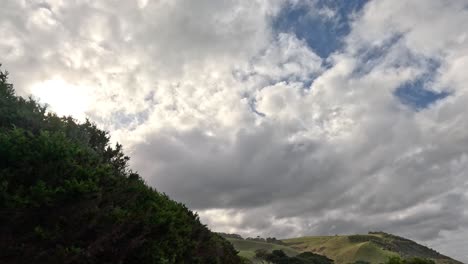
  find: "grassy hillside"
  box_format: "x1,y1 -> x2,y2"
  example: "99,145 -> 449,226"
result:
282,232 -> 462,264
227,238 -> 300,260
0,66 -> 242,263
222,232 -> 461,264
282,235 -> 397,264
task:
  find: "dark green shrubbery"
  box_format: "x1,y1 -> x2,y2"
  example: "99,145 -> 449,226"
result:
0,66 -> 241,264
254,249 -> 334,264
385,256 -> 435,264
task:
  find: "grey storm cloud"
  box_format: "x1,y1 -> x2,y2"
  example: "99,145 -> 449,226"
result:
1,0 -> 468,262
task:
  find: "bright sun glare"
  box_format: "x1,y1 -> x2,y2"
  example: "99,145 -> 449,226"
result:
30,78 -> 91,120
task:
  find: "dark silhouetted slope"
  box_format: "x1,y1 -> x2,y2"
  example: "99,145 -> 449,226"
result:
0,66 -> 242,264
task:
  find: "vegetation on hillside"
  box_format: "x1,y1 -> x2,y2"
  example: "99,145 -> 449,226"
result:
362,233 -> 447,260
220,232 -> 461,264
254,249 -> 333,264
0,66 -> 242,263
384,256 -> 435,264
219,233 -> 286,245
282,233 -> 461,264
226,237 -> 300,261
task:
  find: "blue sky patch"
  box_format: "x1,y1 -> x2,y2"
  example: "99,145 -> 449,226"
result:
273,0 -> 369,58
394,78 -> 449,110
394,59 -> 449,110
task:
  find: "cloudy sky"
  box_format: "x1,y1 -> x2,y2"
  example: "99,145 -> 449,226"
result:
2,0 -> 468,262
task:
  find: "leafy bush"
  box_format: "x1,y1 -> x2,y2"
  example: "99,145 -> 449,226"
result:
254,249 -> 334,264
0,66 -> 241,264
385,256 -> 435,264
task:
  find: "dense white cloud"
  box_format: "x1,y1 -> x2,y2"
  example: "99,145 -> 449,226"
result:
2,0 -> 468,262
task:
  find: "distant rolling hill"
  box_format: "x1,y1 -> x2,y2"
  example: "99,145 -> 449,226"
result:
227,238 -> 299,261
282,234 -> 397,264
223,232 -> 462,264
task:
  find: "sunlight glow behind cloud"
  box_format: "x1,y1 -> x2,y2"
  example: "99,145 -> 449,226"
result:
30,78 -> 91,120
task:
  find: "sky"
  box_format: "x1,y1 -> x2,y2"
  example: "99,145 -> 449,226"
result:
1,0 -> 468,262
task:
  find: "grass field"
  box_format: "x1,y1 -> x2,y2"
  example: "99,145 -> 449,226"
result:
226,233 -> 461,264
281,235 -> 399,264
227,238 -> 300,260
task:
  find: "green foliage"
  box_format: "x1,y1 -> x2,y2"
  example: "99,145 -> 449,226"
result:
254,249 -> 333,264
296,252 -> 334,264
227,237 -> 300,260
282,234 -> 461,264
384,256 -> 435,264
358,232 -> 447,260
0,65 -> 241,264
265,250 -> 290,264
239,256 -> 254,264
255,248 -> 270,260
219,232 -> 244,240
266,237 -> 286,245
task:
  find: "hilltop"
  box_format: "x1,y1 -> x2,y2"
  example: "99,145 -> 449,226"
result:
221,232 -> 462,264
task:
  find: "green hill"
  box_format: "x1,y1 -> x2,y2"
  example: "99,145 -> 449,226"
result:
281,234 -> 396,264
227,238 -> 300,260
220,232 -> 461,264
281,232 -> 462,264
0,66 -> 242,263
